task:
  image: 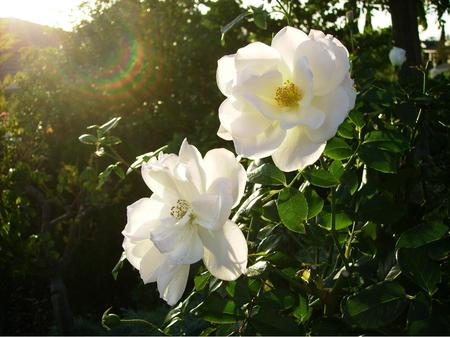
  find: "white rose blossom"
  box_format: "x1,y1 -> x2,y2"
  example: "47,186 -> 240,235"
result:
389,46 -> 407,67
216,26 -> 356,172
122,139 -> 248,305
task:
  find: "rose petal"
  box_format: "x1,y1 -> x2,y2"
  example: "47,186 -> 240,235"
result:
219,98 -> 272,138
233,122 -> 286,159
139,240 -> 166,283
122,196 -> 170,240
199,220 -> 247,281
122,237 -> 153,270
203,148 -> 247,207
157,264 -> 190,306
271,26 -> 309,71
306,85 -> 350,143
192,188 -> 233,230
217,54 -> 236,97
272,126 -> 326,172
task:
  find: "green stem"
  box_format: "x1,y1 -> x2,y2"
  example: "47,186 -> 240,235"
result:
330,189 -> 351,272
287,170 -> 302,187
275,0 -> 291,24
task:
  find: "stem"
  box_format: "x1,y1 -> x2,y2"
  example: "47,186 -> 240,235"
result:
330,189 -> 351,272
109,147 -> 132,168
120,319 -> 169,336
275,0 -> 291,24
287,170 -> 302,188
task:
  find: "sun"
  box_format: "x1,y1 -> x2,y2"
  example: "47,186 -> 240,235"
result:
0,0 -> 93,31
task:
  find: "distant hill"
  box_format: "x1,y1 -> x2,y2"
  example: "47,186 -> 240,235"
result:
0,18 -> 67,79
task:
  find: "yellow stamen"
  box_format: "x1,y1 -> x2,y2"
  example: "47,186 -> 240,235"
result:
274,80 -> 303,108
170,199 -> 190,220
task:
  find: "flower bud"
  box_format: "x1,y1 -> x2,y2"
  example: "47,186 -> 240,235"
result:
389,46 -> 407,67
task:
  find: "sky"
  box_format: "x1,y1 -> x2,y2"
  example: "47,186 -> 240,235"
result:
0,0 -> 448,40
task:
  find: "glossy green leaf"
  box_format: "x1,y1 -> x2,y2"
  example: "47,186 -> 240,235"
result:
329,160 -> 344,180
98,116 -> 121,136
324,138 -> 353,160
304,189 -> 324,219
78,133 -> 97,145
194,272 -> 210,291
396,223 -> 448,249
397,248 -> 441,296
199,295 -> 243,323
358,143 -> 398,173
303,169 -> 339,188
293,294 -> 312,323
277,188 -> 308,233
349,109 -> 366,129
318,211 -> 352,231
363,130 -> 408,153
252,6 -> 267,29
342,282 -> 407,329
248,163 -> 286,186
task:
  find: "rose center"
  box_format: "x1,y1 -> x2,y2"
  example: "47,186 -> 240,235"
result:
274,80 -> 303,108
170,199 -> 190,220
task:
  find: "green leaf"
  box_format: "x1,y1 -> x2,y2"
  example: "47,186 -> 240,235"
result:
397,248 -> 441,296
78,133 -> 97,145
318,211 -> 353,231
98,117 -> 121,136
220,12 -> 248,36
363,130 -> 408,153
396,223 -> 448,249
252,6 -> 267,29
337,119 -> 357,139
304,189 -> 323,219
407,292 -> 432,335
248,163 -> 286,186
358,143 -> 398,173
101,135 -> 122,146
293,294 -> 312,323
329,160 -> 344,180
198,295 -> 243,323
250,306 -> 301,335
277,188 -> 308,233
113,165 -> 125,179
342,281 -> 407,329
349,110 -> 366,129
303,169 -> 339,188
324,138 -> 353,160
340,170 -> 359,196
194,272 -> 210,291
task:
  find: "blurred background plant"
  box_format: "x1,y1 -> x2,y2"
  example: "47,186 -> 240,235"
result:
0,0 -> 449,335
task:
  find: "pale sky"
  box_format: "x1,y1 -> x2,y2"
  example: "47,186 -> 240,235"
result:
0,0 -> 448,40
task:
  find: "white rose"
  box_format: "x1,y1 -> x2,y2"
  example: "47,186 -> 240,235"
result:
217,26 -> 356,172
389,46 -> 407,67
122,139 -> 248,305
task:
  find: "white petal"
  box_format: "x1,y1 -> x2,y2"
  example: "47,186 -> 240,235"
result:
234,42 -> 281,77
219,98 -> 272,138
272,126 -> 326,172
217,54 -> 236,97
233,122 -> 286,159
203,148 -> 247,207
157,264 -> 190,306
342,75 -> 357,110
295,32 -> 349,96
122,237 -> 153,270
306,86 -> 350,143
122,196 -> 169,240
192,189 -> 233,230
232,69 -> 283,99
271,26 -> 309,71
141,156 -> 179,202
178,139 -> 206,194
217,125 -> 233,141
139,241 -> 166,283
199,220 -> 248,281
150,218 -> 203,265
293,55 -> 314,106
